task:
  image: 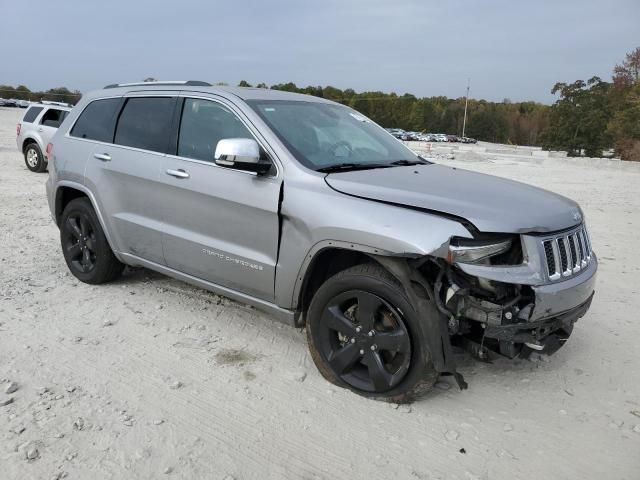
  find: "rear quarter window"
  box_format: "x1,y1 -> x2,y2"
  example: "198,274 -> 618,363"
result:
70,98 -> 122,142
22,106 -> 44,123
40,108 -> 67,128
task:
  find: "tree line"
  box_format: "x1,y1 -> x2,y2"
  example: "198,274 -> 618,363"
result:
1,46 -> 637,160
0,85 -> 81,105
250,81 -> 550,146
1,81 -> 549,145
541,47 -> 640,160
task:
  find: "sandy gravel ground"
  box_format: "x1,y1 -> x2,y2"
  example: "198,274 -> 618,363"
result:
1,106 -> 639,480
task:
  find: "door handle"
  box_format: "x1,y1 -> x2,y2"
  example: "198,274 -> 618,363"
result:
166,168 -> 190,179
93,153 -> 111,162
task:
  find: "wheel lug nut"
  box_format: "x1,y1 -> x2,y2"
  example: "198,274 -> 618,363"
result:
350,338 -> 356,344
368,330 -> 375,337
370,345 -> 377,351
359,349 -> 364,355
355,326 -> 362,333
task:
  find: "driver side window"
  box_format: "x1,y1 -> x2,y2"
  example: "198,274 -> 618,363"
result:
178,98 -> 255,162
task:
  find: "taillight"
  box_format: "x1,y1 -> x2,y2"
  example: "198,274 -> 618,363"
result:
16,123 -> 21,136
45,143 -> 53,159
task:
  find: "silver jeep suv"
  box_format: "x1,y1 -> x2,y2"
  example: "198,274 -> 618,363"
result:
46,81 -> 597,401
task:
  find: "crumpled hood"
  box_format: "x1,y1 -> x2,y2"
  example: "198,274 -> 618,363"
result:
325,164 -> 583,234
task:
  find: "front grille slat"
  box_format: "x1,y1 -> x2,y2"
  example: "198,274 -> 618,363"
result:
543,240 -> 556,277
557,238 -> 569,273
576,230 -> 586,265
568,236 -> 576,267
541,224 -> 592,282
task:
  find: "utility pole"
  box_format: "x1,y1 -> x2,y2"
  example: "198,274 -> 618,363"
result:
462,78 -> 470,138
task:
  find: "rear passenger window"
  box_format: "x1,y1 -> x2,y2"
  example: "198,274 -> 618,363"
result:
114,97 -> 175,153
178,98 -> 254,162
22,107 -> 43,123
40,109 -> 65,128
71,98 -> 121,142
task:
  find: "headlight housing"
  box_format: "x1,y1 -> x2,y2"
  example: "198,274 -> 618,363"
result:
447,237 -> 513,264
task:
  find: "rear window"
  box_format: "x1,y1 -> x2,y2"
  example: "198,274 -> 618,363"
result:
114,97 -> 175,153
40,108 -> 67,128
70,98 -> 122,142
22,106 -> 43,123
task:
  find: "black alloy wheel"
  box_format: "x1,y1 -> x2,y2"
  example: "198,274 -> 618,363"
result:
317,290 -> 412,393
62,213 -> 97,274
60,198 -> 124,284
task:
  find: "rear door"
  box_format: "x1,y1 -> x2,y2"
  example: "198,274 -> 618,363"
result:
160,96 -> 282,301
82,94 -> 176,265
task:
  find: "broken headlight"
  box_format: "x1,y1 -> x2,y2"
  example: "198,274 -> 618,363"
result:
447,237 -> 512,264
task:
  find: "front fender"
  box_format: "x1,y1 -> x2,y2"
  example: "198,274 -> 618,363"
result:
275,177 -> 472,309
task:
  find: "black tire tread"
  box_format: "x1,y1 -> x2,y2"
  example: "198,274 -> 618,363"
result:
60,198 -> 124,284
23,142 -> 46,173
306,262 -> 437,403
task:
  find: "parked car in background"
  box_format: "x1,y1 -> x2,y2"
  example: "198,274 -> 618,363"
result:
16,101 -> 72,172
1,98 -> 18,107
45,80 -> 596,401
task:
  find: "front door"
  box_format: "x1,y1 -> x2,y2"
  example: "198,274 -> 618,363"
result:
160,97 -> 281,302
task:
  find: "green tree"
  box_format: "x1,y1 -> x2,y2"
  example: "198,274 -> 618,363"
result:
14,85 -> 31,101
542,77 -> 612,156
608,47 -> 640,160
0,85 -> 16,99
41,87 -> 81,105
238,80 -> 252,87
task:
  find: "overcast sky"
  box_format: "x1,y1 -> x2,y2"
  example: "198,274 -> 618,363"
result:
2,0 -> 638,103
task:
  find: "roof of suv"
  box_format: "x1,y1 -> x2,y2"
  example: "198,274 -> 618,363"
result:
27,103 -> 72,112
94,81 -> 335,104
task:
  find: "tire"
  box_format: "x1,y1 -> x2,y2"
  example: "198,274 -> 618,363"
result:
60,198 -> 124,284
306,263 -> 438,402
24,143 -> 46,173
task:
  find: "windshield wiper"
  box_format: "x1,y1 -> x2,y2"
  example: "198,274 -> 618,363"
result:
390,158 -> 430,166
316,163 -> 392,173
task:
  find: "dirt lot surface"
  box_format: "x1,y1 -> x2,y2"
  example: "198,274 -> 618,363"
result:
1,106 -> 639,479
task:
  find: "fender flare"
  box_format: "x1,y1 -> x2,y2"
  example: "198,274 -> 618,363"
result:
21,135 -> 42,152
290,239 -> 401,310
55,181 -> 124,262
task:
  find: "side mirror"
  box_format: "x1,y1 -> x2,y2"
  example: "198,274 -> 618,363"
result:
214,138 -> 271,175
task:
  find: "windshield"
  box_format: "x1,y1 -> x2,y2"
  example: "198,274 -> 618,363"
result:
247,100 -> 420,171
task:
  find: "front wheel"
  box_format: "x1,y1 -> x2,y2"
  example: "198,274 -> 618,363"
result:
24,143 -> 46,173
306,263 -> 437,402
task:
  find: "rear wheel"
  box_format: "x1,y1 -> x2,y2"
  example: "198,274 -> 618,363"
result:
306,263 -> 437,402
24,143 -> 46,173
60,198 -> 124,284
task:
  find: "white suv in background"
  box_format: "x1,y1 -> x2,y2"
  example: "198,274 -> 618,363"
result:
16,101 -> 72,172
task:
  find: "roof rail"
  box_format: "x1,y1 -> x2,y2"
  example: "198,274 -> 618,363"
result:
103,80 -> 212,89
41,100 -> 72,107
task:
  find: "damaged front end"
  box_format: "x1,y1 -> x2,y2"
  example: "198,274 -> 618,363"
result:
430,229 -> 597,361
376,226 -> 597,389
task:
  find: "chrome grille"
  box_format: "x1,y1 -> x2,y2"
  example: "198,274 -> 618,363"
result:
541,225 -> 592,281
